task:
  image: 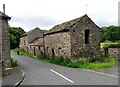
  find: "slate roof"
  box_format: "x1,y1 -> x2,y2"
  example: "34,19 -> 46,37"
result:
44,14 -> 89,35
22,27 -> 43,36
0,11 -> 11,20
21,27 -> 44,44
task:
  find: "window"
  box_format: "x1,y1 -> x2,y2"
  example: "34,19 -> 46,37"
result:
38,46 -> 40,50
85,30 -> 90,44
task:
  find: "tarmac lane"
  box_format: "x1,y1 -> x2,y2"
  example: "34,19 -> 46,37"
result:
11,53 -> 118,85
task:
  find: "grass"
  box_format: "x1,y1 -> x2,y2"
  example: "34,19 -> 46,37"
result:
100,41 -> 120,48
12,48 -> 116,69
12,48 -> 37,59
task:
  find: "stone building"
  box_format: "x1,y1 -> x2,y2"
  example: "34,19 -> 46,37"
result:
19,27 -> 44,55
44,14 -> 100,59
0,10 -> 11,71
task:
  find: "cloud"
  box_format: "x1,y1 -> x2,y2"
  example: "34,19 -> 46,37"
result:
0,0 -> 119,31
10,15 -> 59,31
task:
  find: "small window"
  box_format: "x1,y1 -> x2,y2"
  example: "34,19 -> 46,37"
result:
85,30 -> 90,44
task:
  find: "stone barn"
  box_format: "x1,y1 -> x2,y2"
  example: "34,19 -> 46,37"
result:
29,37 -> 44,55
0,10 -> 11,71
19,27 -> 44,55
44,14 -> 100,60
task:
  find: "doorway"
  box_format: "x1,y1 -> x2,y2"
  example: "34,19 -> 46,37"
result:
51,49 -> 55,58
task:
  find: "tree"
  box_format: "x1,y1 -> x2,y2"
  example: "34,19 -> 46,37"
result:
9,27 -> 25,49
100,26 -> 120,42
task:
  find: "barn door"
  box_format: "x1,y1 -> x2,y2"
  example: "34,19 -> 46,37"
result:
52,49 -> 55,58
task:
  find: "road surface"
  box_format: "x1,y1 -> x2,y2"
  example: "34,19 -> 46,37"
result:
11,53 -> 118,85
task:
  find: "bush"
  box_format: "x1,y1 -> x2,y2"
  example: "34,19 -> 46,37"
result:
12,48 -> 116,69
11,58 -> 18,67
89,55 -> 111,63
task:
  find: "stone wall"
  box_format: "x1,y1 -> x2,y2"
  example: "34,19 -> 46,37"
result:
0,18 -> 11,68
19,35 -> 29,51
29,38 -> 44,55
70,15 -> 100,59
108,48 -> 120,61
44,32 -> 71,58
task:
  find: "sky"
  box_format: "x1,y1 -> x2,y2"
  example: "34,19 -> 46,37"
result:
0,0 -> 119,31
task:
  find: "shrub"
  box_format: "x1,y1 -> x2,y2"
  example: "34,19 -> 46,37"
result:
11,58 -> 18,67
103,43 -> 120,48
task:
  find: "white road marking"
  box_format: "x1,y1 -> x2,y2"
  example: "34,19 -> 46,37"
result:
15,69 -> 25,86
83,69 -> 118,78
19,71 -> 26,85
5,68 -> 12,71
50,69 -> 74,83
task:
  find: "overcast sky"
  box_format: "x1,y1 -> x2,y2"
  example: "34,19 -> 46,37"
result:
0,0 -> 119,31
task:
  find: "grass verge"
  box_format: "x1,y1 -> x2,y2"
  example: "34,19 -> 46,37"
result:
12,48 -> 116,69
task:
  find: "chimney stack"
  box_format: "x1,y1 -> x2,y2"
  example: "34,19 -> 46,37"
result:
3,4 -> 5,14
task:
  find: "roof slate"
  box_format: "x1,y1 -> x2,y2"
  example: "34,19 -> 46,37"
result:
22,27 -> 43,36
44,14 -> 88,35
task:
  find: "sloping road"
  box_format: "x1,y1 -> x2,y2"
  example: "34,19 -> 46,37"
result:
11,53 -> 118,85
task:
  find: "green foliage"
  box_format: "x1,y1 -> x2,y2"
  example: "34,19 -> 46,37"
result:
101,42 -> 120,48
37,54 -> 115,69
12,48 -> 116,69
9,27 -> 25,49
100,26 -> 120,42
11,58 -> 18,67
12,48 -> 36,59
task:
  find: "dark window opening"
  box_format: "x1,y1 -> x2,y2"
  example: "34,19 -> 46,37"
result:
33,47 -> 36,55
51,49 -> 55,58
38,46 -> 40,50
85,30 -> 90,44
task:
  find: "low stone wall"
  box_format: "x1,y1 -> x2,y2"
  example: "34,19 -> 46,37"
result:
108,48 -> 120,61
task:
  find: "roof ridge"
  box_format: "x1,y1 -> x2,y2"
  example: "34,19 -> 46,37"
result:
45,14 -> 88,34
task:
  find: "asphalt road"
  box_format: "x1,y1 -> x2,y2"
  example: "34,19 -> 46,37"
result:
11,53 -> 118,85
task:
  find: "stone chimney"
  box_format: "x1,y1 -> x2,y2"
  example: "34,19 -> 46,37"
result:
3,4 -> 5,14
